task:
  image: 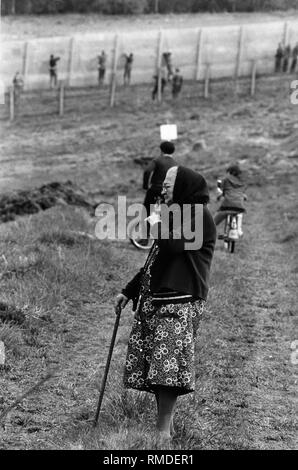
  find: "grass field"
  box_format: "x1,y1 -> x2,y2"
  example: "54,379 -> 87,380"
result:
0,69 -> 297,449
2,11 -> 298,41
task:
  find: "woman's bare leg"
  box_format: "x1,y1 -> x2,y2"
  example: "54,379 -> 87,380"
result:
156,386 -> 178,438
155,392 -> 175,433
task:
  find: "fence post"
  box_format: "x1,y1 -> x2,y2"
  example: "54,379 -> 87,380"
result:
235,26 -> 244,93
9,87 -> 15,121
23,41 -> 29,91
110,34 -> 119,108
68,37 -> 75,87
235,26 -> 244,78
157,30 -> 163,103
59,81 -> 65,116
195,28 -> 203,81
204,65 -> 210,99
250,60 -> 257,97
283,21 -> 289,46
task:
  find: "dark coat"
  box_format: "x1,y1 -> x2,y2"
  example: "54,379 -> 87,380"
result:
143,155 -> 176,191
219,174 -> 246,211
123,166 -> 216,307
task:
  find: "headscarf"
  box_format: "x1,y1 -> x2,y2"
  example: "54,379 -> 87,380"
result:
172,166 -> 209,206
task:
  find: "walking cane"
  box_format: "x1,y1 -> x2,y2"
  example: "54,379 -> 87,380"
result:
93,305 -> 122,427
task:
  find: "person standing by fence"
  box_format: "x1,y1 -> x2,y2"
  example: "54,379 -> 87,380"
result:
162,52 -> 174,81
12,72 -> 24,114
282,45 -> 291,73
49,54 -> 60,88
171,69 -> 183,99
123,53 -> 134,85
275,43 -> 284,73
13,72 -> 24,97
290,43 -> 298,73
98,50 -> 107,86
152,69 -> 167,101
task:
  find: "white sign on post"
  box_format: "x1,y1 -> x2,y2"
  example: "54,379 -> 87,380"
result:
160,124 -> 177,141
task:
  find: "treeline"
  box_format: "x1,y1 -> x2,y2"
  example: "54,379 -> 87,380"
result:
2,0 -> 298,15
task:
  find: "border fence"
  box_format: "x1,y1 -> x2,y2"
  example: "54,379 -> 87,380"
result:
1,20 -> 298,120
1,72 -> 293,123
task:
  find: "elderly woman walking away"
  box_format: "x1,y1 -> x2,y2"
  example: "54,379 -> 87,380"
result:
115,166 -> 216,443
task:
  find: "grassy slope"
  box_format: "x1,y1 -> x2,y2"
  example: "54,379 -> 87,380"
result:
0,78 -> 297,450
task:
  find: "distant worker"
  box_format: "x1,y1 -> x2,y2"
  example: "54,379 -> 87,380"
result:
290,43 -> 298,73
152,70 -> 167,101
98,50 -> 107,85
283,45 -> 291,73
12,72 -> 24,105
162,52 -> 174,81
275,43 -> 284,73
143,140 -> 177,219
123,53 -> 134,85
13,72 -> 24,92
49,54 -> 60,88
172,68 -> 183,98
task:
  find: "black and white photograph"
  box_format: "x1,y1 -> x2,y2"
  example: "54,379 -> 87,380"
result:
0,0 -> 297,456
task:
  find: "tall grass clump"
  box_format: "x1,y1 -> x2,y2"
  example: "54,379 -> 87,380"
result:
0,323 -> 25,357
0,205 -> 131,316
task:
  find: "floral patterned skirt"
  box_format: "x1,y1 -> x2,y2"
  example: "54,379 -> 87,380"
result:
123,296 -> 205,395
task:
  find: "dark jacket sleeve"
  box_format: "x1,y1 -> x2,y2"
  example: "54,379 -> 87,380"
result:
122,268 -> 143,300
143,160 -> 156,190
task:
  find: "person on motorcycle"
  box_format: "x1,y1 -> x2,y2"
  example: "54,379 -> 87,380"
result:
214,163 -> 247,237
143,141 -> 177,219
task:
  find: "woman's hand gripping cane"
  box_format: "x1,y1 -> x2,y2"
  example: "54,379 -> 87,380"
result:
115,294 -> 129,315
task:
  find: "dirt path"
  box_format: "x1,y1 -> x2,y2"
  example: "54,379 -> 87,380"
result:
195,181 -> 297,449
244,185 -> 297,449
